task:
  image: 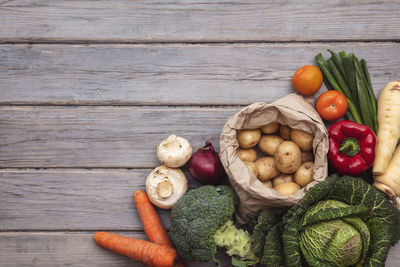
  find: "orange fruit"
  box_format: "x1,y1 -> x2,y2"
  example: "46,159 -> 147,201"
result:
292,65 -> 323,96
316,90 -> 348,121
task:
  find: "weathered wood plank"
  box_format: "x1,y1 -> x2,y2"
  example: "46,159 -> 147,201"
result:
0,169 -> 204,230
0,1 -> 399,42
0,232 -> 399,266
0,232 -> 229,266
0,106 -> 238,168
0,43 -> 399,105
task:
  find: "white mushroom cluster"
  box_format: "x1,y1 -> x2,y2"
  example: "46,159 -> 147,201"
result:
145,134 -> 192,209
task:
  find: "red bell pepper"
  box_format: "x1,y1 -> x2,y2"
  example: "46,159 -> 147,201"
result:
328,120 -> 376,176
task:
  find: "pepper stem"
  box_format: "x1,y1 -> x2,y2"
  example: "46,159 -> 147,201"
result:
339,138 -> 360,156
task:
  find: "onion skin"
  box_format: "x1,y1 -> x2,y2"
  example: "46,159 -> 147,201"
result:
188,141 -> 226,185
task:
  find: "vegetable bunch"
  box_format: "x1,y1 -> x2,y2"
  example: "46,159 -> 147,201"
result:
253,174 -> 400,267
315,50 -> 378,133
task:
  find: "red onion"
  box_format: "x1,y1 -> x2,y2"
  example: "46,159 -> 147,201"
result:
188,141 -> 226,185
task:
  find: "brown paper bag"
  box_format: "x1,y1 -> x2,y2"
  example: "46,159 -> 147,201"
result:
219,94 -> 329,223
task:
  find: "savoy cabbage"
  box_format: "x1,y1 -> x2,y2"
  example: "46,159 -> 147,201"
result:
258,174 -> 400,267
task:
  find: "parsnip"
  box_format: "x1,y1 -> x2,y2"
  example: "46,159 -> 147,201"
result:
374,145 -> 400,199
373,81 -> 400,175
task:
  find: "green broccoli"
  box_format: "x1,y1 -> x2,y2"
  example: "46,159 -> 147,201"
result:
169,185 -> 258,265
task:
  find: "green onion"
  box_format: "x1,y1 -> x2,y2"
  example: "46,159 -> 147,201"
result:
345,111 -> 355,122
328,49 -> 347,82
327,58 -> 353,101
346,99 -> 363,125
361,59 -> 373,89
315,54 -> 343,94
338,51 -> 349,81
354,59 -> 375,132
342,53 -> 359,108
323,76 -> 334,91
361,59 -> 378,131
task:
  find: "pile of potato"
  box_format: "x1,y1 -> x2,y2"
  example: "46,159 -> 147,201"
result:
236,122 -> 314,196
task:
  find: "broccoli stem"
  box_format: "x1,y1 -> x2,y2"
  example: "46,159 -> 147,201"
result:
213,220 -> 258,261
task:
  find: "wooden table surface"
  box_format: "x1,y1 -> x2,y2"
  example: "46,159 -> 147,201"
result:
1,1 -> 400,266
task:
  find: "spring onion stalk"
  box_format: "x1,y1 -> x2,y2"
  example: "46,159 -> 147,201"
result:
345,111 -> 355,122
323,76 -> 334,91
361,59 -> 378,130
342,53 -> 359,108
315,53 -> 343,94
327,58 -> 353,101
354,61 -> 375,132
354,56 -> 377,132
346,99 -> 363,125
327,49 -> 347,82
361,59 -> 373,89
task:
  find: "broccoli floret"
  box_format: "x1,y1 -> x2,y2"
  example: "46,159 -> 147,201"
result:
169,185 -> 257,264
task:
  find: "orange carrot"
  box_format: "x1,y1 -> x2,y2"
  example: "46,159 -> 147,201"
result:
93,232 -> 177,267
133,190 -> 174,247
133,190 -> 186,267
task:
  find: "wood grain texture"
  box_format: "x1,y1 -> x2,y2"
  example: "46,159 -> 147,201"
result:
0,169 -> 205,230
0,106 -> 238,168
0,232 -> 228,267
0,232 -> 399,266
1,43 -> 399,105
0,1 -> 399,42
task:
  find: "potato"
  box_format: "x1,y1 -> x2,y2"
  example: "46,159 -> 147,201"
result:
255,157 -> 280,182
274,141 -> 301,174
263,180 -> 273,189
294,161 -> 314,187
237,129 -> 262,149
291,129 -> 313,152
301,151 -> 314,163
237,148 -> 257,162
272,174 -> 293,187
279,125 -> 291,140
274,182 -> 300,196
243,160 -> 259,177
258,135 -> 284,156
261,122 -> 280,134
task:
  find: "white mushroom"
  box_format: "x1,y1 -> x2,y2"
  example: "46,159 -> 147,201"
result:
146,165 -> 188,209
157,135 -> 193,168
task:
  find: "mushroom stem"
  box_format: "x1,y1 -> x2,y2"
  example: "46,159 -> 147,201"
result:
146,165 -> 188,209
163,135 -> 181,150
157,180 -> 173,198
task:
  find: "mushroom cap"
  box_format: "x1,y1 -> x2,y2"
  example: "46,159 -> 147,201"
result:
157,135 -> 193,168
146,165 -> 188,209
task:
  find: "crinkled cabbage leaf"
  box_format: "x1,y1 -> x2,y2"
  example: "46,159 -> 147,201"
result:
254,174 -> 400,267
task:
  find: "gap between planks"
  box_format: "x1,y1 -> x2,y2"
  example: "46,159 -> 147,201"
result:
0,230 -> 145,233
1,39 -> 400,45
0,103 -> 246,108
